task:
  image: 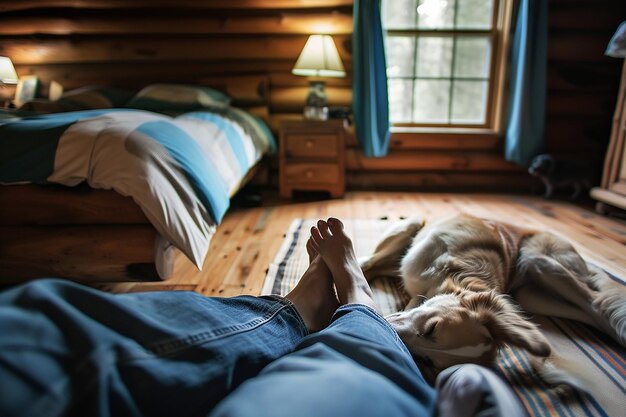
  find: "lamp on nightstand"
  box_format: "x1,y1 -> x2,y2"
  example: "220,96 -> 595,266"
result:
0,56 -> 18,108
292,34 -> 346,121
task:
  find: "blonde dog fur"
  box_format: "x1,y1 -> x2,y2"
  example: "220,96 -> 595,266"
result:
360,213 -> 626,386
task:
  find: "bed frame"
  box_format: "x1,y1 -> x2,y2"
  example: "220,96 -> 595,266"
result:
0,75 -> 271,284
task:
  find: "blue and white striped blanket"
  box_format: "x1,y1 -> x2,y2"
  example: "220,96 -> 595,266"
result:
0,108 -> 275,270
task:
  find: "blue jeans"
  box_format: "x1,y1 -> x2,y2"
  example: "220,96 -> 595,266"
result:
0,279 -> 436,417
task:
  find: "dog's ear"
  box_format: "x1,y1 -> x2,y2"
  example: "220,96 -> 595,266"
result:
465,291 -> 552,357
437,278 -> 460,294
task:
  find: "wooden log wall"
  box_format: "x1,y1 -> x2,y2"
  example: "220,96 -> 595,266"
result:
544,0 -> 625,186
0,0 -> 624,192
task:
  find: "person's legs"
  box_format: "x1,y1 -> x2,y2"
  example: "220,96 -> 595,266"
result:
211,219 -> 437,417
283,241 -> 339,332
0,255 -> 337,417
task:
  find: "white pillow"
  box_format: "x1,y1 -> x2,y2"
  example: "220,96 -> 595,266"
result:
127,84 -> 231,112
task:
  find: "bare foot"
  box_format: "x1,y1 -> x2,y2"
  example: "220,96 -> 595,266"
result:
306,237 -> 318,264
284,239 -> 339,332
310,218 -> 380,312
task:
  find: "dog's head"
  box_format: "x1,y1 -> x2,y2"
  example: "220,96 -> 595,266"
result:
528,154 -> 555,177
386,285 -> 551,372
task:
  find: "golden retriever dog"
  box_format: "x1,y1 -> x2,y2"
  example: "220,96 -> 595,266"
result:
359,213 -> 626,385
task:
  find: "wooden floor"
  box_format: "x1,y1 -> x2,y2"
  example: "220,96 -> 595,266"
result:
98,192 -> 626,295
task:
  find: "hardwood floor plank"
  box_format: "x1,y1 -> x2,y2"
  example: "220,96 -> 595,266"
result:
99,192 -> 626,296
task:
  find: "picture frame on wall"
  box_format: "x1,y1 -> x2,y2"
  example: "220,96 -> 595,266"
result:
14,75 -> 39,107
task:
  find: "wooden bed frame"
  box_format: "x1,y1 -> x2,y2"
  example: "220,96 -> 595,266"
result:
0,75 -> 271,284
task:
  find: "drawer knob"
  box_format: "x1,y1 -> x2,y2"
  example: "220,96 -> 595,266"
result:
306,170 -> 314,178
305,139 -> 314,148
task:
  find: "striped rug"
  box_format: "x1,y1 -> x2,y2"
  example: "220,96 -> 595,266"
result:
262,218 -> 626,417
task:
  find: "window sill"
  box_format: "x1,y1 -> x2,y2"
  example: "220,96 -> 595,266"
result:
390,126 -> 500,136
388,127 -> 504,151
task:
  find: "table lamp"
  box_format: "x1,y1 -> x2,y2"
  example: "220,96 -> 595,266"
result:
606,21 -> 626,58
292,34 -> 346,120
0,56 -> 18,107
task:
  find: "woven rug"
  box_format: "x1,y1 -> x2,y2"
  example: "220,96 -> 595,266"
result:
262,218 -> 626,417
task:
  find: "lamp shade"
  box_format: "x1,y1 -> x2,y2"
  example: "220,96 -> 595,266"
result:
292,35 -> 346,78
0,57 -> 18,84
606,21 -> 626,58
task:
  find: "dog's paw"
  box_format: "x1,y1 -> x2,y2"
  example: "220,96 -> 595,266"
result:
533,354 -> 592,395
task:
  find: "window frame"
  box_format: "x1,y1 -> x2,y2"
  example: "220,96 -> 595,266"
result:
384,0 -> 513,136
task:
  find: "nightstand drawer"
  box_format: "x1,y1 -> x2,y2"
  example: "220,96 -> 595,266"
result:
285,134 -> 338,158
283,163 -> 339,184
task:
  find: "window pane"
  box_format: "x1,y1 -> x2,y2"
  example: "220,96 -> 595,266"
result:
451,80 -> 488,124
386,36 -> 416,77
382,0 -> 417,29
453,36 -> 491,78
389,79 -> 414,122
414,80 -> 450,123
416,36 -> 453,78
416,0 -> 455,29
382,0 -> 499,127
456,0 -> 494,29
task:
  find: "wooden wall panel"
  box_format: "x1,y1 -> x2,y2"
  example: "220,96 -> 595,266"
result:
0,15 -> 353,35
345,150 -> 522,172
1,36 -> 352,64
346,171 -> 533,192
544,0 -> 625,187
2,1 -> 353,119
1,1 -> 353,12
547,64 -> 621,92
18,61 -> 296,90
0,0 -> 624,192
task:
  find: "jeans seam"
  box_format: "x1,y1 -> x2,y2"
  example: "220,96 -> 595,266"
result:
335,304 -> 404,343
27,301 -> 304,416
144,301 -> 305,358
267,295 -> 310,336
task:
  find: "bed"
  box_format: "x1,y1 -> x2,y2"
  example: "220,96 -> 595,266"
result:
0,76 -> 275,283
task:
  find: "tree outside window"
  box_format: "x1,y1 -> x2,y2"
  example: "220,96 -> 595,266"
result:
383,0 -> 505,129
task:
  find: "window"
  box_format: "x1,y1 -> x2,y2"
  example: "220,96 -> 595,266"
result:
382,0 -> 507,129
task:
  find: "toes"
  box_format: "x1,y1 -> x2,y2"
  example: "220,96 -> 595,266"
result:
306,238 -> 318,261
327,217 -> 346,236
310,226 -> 323,245
306,238 -> 314,254
317,220 -> 330,237
309,237 -> 320,253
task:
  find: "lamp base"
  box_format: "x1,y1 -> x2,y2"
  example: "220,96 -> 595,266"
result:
303,105 -> 329,121
303,81 -> 329,120
0,83 -> 16,108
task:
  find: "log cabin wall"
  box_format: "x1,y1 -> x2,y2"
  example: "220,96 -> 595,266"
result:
0,0 -> 624,192
544,0 -> 625,189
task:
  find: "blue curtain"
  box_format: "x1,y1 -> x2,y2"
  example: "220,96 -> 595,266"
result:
352,0 -> 391,157
505,0 -> 548,166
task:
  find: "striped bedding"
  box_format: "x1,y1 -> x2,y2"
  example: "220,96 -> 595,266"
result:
0,108 -> 275,272
263,219 -> 626,417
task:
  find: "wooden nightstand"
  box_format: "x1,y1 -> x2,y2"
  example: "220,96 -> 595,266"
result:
279,120 -> 346,199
